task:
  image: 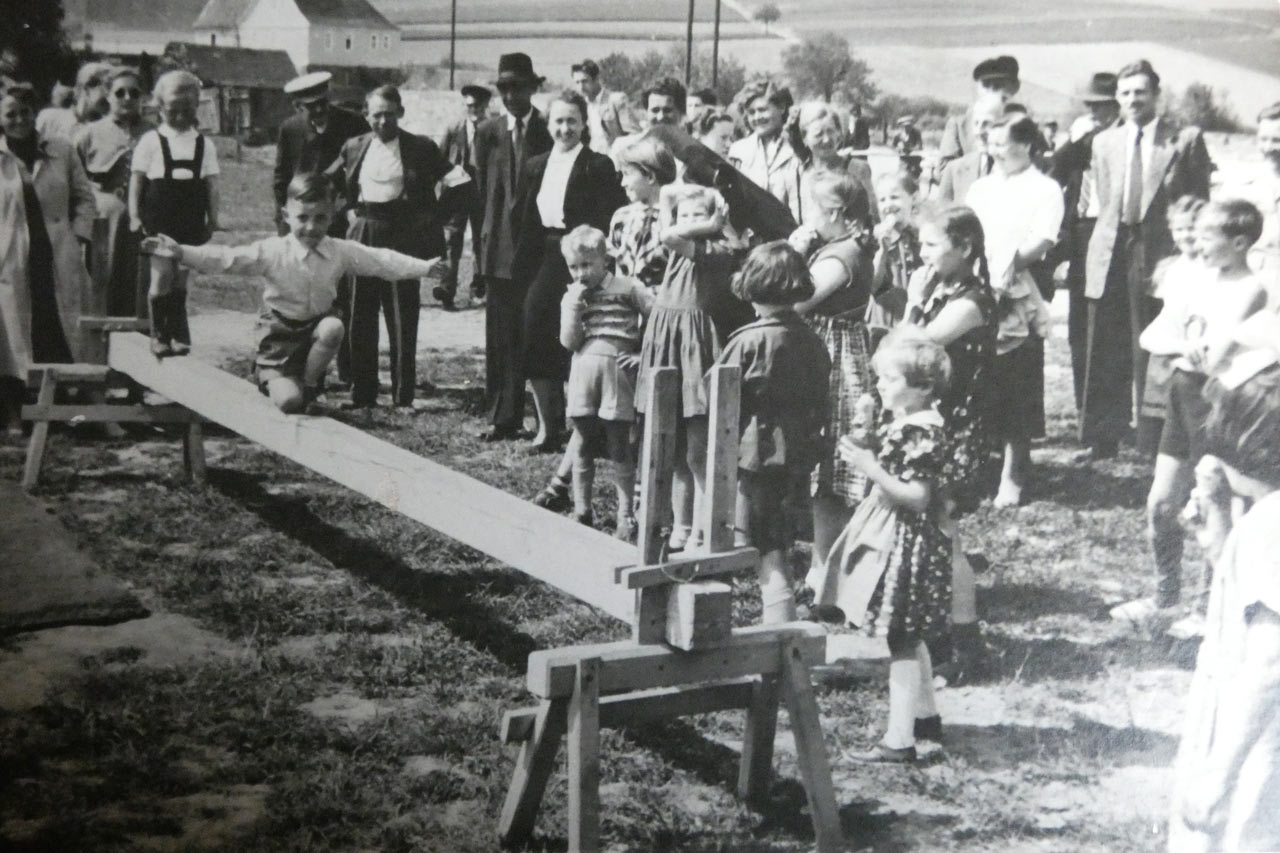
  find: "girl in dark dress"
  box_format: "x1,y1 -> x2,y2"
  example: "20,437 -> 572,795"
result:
512,89 -> 625,449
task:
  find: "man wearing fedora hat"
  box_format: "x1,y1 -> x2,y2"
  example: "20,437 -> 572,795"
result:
273,71 -> 368,383
939,55 -> 1020,168
1049,72 -> 1121,409
436,82 -> 492,309
474,53 -> 552,441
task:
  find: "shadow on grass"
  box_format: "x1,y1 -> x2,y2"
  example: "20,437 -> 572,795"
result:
944,715 -> 1179,771
206,467 -> 542,671
1031,456 -> 1148,510
972,631 -> 1198,686
982,583 -> 1113,623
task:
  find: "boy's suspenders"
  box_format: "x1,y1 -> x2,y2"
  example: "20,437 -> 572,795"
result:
158,133 -> 204,181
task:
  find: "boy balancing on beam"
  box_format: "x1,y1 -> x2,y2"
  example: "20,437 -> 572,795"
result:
144,173 -> 441,413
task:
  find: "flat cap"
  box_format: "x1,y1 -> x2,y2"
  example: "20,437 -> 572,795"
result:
973,55 -> 1019,83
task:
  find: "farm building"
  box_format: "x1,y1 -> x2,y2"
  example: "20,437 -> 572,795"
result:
162,42 -> 297,137
64,0 -> 210,56
192,0 -> 402,73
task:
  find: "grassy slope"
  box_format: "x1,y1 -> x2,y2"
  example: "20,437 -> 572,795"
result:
0,146 -> 1199,851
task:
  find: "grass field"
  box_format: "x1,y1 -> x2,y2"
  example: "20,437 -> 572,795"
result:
0,140 -> 1221,850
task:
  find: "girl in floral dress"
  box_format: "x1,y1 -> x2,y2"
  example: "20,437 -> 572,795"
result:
812,325 -> 953,763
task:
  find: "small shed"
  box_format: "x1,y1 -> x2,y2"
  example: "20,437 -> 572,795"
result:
163,42 -> 296,138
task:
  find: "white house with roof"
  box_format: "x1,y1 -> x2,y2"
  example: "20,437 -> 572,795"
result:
192,0 -> 401,72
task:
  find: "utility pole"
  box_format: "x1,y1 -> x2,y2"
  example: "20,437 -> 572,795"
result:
685,0 -> 695,86
712,0 -> 721,90
449,0 -> 458,89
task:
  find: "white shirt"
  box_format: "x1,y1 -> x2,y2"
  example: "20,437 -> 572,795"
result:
966,165 -> 1064,352
358,135 -> 404,203
1139,258 -> 1265,373
131,126 -> 219,180
179,234 -> 438,321
537,143 -> 582,228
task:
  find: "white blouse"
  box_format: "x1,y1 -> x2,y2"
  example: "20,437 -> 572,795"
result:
536,143 -> 583,228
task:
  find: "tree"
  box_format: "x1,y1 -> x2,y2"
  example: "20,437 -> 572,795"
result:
782,33 -> 877,105
597,45 -> 747,108
1176,82 -> 1240,133
753,3 -> 781,34
1,0 -> 77,101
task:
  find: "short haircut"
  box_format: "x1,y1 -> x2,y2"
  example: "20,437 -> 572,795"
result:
875,169 -> 919,197
697,109 -> 735,138
618,135 -> 677,186
366,84 -> 402,108
734,79 -> 793,115
659,183 -> 727,227
871,324 -> 952,397
1117,59 -> 1160,91
1166,194 -> 1206,225
571,59 -> 600,79
1203,366 -> 1280,486
107,66 -> 141,87
808,172 -> 869,223
1,81 -> 36,107
732,240 -> 813,305
286,172 -> 334,205
642,77 -> 687,115
152,69 -> 201,102
560,224 -> 608,258
549,88 -> 591,145
74,62 -> 113,91
691,88 -> 718,106
1200,198 -> 1264,247
791,100 -> 845,147
1257,101 -> 1280,124
994,114 -> 1041,148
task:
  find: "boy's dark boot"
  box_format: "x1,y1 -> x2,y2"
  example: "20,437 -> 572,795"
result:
148,294 -> 172,357
169,289 -> 191,356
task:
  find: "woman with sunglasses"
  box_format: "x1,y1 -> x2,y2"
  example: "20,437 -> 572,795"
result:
73,66 -> 151,317
1,81 -> 97,360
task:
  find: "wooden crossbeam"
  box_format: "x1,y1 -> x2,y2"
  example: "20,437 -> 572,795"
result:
614,546 -> 759,588
526,623 -> 827,699
107,332 -> 637,623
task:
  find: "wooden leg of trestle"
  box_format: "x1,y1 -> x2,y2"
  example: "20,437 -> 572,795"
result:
737,675 -> 780,806
778,637 -> 843,852
183,420 -> 206,484
567,657 -> 601,853
498,699 -> 568,847
21,371 -> 57,490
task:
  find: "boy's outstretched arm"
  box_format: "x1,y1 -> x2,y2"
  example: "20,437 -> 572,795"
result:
341,242 -> 442,281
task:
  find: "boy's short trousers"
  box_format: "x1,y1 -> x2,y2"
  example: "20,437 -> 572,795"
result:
736,468 -> 808,556
254,307 -> 342,389
1158,368 -> 1209,461
571,416 -> 633,464
567,351 -> 637,421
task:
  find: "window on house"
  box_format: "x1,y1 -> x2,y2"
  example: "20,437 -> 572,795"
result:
382,35 -> 390,49
345,35 -> 352,50
371,34 -> 377,49
210,33 -> 217,45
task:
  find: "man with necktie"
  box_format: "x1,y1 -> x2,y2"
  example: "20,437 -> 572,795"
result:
934,94 -> 1005,204
436,82 -> 492,310
1079,59 -> 1213,459
474,53 -> 552,441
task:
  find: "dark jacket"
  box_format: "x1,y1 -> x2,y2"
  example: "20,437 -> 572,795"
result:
474,108 -> 552,280
272,106 -> 368,233
510,146 -> 626,276
441,117 -> 479,177
329,129 -> 460,260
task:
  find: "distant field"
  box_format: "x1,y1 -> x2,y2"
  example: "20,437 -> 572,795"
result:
373,0 -> 723,24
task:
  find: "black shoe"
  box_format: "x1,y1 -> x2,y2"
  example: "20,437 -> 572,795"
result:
478,425 -> 521,442
471,278 -> 487,300
432,285 -> 456,310
1072,441 -> 1118,463
574,509 -> 595,527
169,289 -> 191,354
914,715 -> 943,742
533,479 -> 572,512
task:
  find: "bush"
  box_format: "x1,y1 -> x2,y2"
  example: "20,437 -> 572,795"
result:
872,93 -> 960,132
596,45 -> 746,109
1175,82 -> 1241,132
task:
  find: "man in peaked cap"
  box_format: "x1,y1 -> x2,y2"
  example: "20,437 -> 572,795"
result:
1048,72 -> 1121,410
473,53 -> 552,441
273,70 -> 369,383
938,55 -> 1021,167
436,82 -> 492,309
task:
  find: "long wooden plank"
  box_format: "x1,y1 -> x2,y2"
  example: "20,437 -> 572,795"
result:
108,332 -> 637,623
528,623 -> 827,699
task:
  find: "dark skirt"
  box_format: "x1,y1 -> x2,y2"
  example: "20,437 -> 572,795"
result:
985,335 -> 1045,441
521,234 -> 571,382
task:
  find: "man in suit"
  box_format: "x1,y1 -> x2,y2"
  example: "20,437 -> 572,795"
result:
434,83 -> 491,310
329,85 -> 463,409
1048,72 -> 1120,409
572,59 -> 637,156
938,55 -> 1020,169
1079,59 -> 1213,459
274,72 -> 369,384
935,94 -> 1004,203
475,53 -> 552,441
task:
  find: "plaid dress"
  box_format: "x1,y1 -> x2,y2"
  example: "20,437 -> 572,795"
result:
607,201 -> 667,289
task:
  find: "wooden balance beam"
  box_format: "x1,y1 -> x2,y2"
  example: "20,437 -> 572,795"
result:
107,331 -> 637,623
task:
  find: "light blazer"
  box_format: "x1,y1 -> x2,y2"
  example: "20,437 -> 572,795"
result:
1084,118 -> 1212,299
474,108 -> 553,280
590,88 -> 638,153
728,133 -> 802,223
330,129 -> 458,260
510,146 -> 627,277
936,151 -> 984,205
938,107 -> 975,166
